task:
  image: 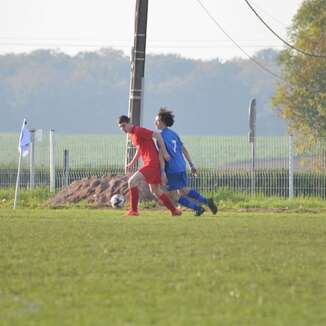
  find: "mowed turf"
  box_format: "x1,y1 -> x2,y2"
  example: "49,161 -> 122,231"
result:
0,209 -> 325,326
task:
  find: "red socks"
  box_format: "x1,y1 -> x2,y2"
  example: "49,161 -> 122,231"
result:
129,189 -> 176,214
159,193 -> 176,213
129,187 -> 139,212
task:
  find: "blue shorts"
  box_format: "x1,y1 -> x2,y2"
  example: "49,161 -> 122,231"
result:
166,171 -> 187,191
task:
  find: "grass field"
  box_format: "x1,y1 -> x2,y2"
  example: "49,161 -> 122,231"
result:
1,208 -> 325,325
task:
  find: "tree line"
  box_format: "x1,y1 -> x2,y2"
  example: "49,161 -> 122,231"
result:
0,47 -> 284,135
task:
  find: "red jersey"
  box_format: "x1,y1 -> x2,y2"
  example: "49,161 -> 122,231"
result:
129,126 -> 160,167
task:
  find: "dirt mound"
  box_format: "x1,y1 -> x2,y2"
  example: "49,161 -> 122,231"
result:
48,175 -> 153,207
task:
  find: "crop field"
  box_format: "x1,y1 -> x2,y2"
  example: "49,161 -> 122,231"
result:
0,208 -> 325,325
0,133 -> 289,169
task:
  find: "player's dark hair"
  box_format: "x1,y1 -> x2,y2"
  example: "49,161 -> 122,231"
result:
118,115 -> 130,124
158,107 -> 174,127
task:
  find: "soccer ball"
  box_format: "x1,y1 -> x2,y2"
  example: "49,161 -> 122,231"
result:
110,194 -> 125,208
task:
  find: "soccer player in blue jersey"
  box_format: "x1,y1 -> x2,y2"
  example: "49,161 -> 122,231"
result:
155,107 -> 218,216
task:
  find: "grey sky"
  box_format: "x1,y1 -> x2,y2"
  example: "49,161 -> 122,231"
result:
0,0 -> 303,61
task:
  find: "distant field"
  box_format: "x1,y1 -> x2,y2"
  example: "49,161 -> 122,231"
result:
0,133 -> 289,169
0,209 -> 325,325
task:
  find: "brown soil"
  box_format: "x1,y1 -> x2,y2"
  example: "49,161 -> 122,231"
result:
48,175 -> 153,207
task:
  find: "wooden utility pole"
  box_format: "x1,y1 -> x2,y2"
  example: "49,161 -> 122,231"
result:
126,0 -> 149,166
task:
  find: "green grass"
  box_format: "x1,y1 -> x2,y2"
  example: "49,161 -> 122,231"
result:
215,188 -> 326,211
0,188 -> 52,209
0,208 -> 325,325
2,187 -> 326,212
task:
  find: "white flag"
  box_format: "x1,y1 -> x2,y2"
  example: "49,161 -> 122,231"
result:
18,119 -> 30,157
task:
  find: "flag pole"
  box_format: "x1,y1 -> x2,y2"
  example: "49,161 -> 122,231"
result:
13,118 -> 30,209
13,149 -> 23,209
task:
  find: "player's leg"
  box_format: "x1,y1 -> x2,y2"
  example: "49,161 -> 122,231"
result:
167,190 -> 179,204
127,171 -> 145,215
165,172 -> 203,215
176,187 -> 205,216
181,187 -> 218,215
149,184 -> 182,216
140,165 -> 181,216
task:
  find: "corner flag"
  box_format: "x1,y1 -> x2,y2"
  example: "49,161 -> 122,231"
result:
18,119 -> 30,157
14,119 -> 30,209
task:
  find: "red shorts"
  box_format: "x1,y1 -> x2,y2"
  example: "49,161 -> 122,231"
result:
139,165 -> 161,184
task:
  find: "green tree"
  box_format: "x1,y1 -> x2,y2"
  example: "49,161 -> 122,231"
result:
273,0 -> 326,142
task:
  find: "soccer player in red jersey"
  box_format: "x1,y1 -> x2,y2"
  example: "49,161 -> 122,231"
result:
117,115 -> 182,216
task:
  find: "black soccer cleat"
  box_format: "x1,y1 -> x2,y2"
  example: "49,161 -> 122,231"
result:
194,206 -> 205,216
207,198 -> 218,214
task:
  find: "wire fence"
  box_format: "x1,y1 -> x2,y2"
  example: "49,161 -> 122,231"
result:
1,132 -> 326,198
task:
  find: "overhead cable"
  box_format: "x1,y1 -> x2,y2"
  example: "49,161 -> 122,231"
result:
244,0 -> 326,59
195,0 -> 283,80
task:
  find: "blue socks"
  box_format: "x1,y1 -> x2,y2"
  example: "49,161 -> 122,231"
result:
187,189 -> 208,205
178,196 -> 201,211
177,190 -> 208,211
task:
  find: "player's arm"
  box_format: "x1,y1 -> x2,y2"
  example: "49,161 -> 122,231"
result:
182,145 -> 197,176
125,147 -> 140,174
152,131 -> 170,161
158,151 -> 168,186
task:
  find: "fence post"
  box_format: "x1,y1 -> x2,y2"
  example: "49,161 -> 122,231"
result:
289,134 -> 294,199
50,129 -> 55,192
248,98 -> 256,196
29,129 -> 35,189
63,149 -> 69,187
251,139 -> 256,196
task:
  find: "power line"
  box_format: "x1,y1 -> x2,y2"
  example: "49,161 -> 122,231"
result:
0,41 -> 283,49
0,36 -> 284,51
0,36 -> 285,44
0,36 -> 279,41
194,0 -> 283,80
247,0 -> 288,28
243,0 -> 326,59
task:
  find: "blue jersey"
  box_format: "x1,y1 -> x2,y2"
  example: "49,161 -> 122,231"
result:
161,128 -> 187,174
